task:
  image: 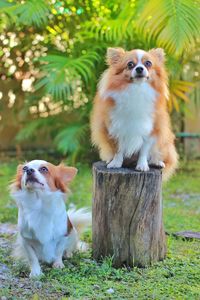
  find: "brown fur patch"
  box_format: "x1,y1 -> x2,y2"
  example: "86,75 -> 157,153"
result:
10,164 -> 23,190
42,163 -> 77,193
65,216 -> 73,236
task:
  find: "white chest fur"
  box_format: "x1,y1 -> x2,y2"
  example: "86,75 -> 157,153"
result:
13,190 -> 67,262
107,82 -> 157,157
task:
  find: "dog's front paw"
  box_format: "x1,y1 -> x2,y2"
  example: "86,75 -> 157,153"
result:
107,159 -> 122,169
136,161 -> 149,172
53,261 -> 65,269
65,251 -> 73,258
29,267 -> 42,278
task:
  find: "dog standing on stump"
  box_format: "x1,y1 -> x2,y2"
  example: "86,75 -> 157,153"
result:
91,47 -> 178,180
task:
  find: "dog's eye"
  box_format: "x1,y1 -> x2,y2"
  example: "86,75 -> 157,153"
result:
127,61 -> 135,69
23,166 -> 28,172
39,166 -> 48,173
144,60 -> 152,68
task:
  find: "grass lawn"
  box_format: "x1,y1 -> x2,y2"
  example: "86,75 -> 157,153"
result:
0,159 -> 200,299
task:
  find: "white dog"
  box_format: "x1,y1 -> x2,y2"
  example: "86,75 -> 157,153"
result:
10,160 -> 91,277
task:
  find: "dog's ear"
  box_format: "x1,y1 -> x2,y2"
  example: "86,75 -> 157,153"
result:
149,48 -> 165,63
58,164 -> 78,184
10,164 -> 23,191
55,164 -> 78,192
106,47 -> 125,65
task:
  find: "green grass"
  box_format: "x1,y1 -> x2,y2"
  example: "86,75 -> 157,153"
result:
0,160 -> 18,223
0,160 -> 200,299
163,161 -> 200,233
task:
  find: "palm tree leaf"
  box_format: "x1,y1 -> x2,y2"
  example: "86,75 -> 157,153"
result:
0,0 -> 50,27
54,123 -> 88,154
172,95 -> 179,112
168,79 -> 195,111
0,0 -> 14,9
85,2 -> 135,42
35,51 -> 100,100
173,90 -> 189,103
136,0 -> 200,56
15,119 -> 45,141
13,0 -> 49,27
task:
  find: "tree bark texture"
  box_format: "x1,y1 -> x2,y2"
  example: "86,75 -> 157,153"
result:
92,162 -> 166,268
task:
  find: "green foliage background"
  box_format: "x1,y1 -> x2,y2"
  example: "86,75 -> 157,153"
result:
0,0 -> 200,160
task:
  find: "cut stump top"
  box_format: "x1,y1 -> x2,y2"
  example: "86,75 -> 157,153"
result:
93,161 -> 162,177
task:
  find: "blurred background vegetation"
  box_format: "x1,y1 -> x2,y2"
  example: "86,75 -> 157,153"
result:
0,0 -> 200,163
0,3 -> 200,297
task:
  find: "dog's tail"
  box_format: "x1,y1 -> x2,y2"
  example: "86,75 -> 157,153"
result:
163,144 -> 179,181
68,208 -> 91,252
68,208 -> 91,236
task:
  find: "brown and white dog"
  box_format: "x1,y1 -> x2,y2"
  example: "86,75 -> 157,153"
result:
10,160 -> 91,277
91,47 -> 178,180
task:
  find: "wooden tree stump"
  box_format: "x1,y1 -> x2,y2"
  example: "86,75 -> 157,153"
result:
92,162 -> 166,268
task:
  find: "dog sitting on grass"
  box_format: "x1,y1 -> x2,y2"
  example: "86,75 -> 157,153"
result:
10,160 -> 91,277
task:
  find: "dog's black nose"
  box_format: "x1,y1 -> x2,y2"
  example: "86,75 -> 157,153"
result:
26,168 -> 35,176
135,67 -> 144,74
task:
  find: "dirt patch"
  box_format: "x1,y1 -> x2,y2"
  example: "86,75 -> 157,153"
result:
0,223 -> 69,300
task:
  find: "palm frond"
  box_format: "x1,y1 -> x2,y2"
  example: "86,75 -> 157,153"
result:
0,0 -> 49,27
0,0 -> 17,22
0,0 -> 14,9
35,51 -> 100,100
15,119 -> 43,141
54,123 -> 88,155
168,79 -> 195,112
136,0 -> 200,56
16,0 -> 49,27
85,3 -> 135,42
